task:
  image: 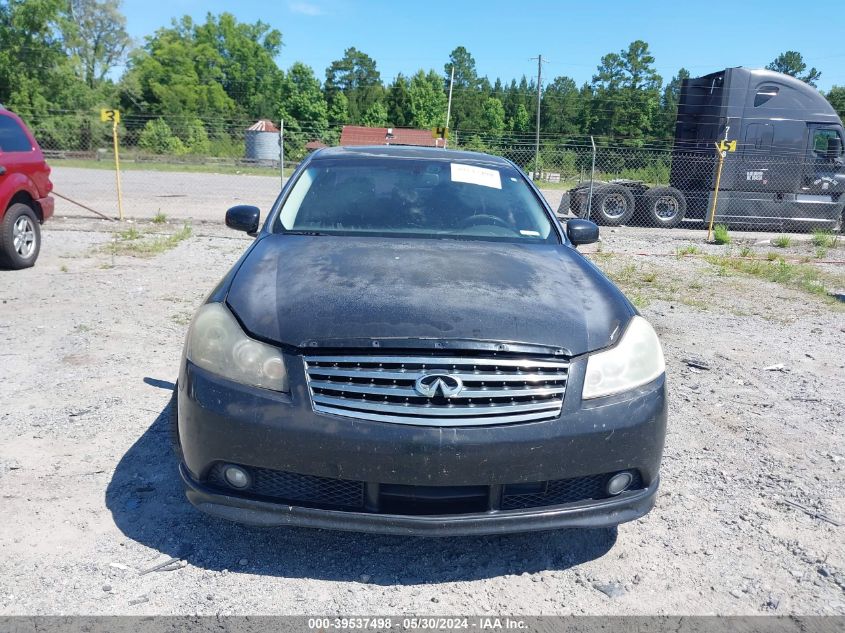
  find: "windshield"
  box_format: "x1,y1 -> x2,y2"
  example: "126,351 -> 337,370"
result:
273,157 -> 556,243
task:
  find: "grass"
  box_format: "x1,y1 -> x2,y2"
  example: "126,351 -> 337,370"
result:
772,235 -> 792,248
152,212 -> 167,224
119,226 -> 142,240
705,254 -> 839,301
815,247 -> 829,259
52,158 -> 291,178
610,263 -> 638,285
60,264 -> 68,273
106,224 -> 192,257
811,230 -> 838,248
630,295 -> 650,309
675,244 -> 700,258
739,246 -> 752,258
765,251 -> 781,261
712,224 -> 731,245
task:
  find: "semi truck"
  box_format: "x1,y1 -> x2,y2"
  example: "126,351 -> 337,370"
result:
562,67 -> 845,231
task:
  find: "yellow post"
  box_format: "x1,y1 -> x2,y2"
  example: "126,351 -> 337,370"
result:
112,120 -> 124,221
706,143 -> 726,242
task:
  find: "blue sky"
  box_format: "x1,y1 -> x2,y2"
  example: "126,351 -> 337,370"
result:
121,0 -> 844,92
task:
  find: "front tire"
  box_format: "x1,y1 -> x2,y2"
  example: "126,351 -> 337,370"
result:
169,386 -> 182,459
590,184 -> 636,226
0,203 -> 41,269
642,187 -> 687,228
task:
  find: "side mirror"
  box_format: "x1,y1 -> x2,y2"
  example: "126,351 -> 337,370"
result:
826,137 -> 843,161
566,219 -> 600,247
225,205 -> 260,235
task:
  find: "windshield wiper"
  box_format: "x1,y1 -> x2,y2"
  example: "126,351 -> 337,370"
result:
284,230 -> 328,236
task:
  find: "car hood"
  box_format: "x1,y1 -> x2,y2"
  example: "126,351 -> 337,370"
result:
225,235 -> 633,356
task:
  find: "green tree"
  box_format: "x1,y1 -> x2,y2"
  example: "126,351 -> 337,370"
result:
327,90 -> 349,126
541,76 -> 580,135
590,52 -> 625,137
138,118 -> 185,154
280,62 -> 328,135
575,82 -> 596,135
408,69 -> 446,128
0,0 -> 88,116
510,103 -> 531,134
444,46 -> 486,131
481,97 -> 506,135
193,13 -> 284,118
826,86 -> 845,120
121,13 -> 283,128
590,41 -> 662,143
120,16 -> 236,128
325,47 -> 384,123
386,74 -> 411,127
766,51 -> 821,86
181,118 -> 210,154
360,101 -> 388,127
459,134 -> 490,153
655,68 -> 689,140
63,0 -> 131,88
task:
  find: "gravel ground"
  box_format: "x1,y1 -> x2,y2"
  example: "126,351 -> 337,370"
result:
0,211 -> 844,616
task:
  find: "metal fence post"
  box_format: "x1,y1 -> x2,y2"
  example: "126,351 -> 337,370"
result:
586,136 -> 597,220
279,119 -> 285,188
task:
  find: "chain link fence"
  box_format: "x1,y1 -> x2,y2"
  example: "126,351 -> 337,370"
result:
21,110 -> 845,233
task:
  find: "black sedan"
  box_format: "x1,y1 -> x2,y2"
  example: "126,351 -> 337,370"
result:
174,146 -> 667,536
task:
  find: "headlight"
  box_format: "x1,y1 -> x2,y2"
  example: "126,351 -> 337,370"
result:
186,303 -> 288,391
582,316 -> 665,400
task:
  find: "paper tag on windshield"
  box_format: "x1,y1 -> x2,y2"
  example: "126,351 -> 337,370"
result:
450,163 -> 502,189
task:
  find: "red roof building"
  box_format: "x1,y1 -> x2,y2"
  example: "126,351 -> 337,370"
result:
340,126 -> 444,148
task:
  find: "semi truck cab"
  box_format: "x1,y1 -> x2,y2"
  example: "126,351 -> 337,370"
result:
674,67 -> 845,230
563,67 -> 845,231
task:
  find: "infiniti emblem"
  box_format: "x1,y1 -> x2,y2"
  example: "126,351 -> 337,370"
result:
414,372 -> 464,398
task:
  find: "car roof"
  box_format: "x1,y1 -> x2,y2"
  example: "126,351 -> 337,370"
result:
310,145 -> 512,166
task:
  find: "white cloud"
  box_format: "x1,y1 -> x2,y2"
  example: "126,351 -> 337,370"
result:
288,2 -> 325,16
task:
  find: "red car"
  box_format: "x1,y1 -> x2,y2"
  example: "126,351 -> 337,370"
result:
0,106 -> 54,268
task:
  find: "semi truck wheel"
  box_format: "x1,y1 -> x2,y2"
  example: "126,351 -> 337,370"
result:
642,187 -> 687,228
590,184 -> 636,226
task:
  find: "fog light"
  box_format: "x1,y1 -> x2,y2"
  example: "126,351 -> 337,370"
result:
222,465 -> 251,489
606,471 -> 633,496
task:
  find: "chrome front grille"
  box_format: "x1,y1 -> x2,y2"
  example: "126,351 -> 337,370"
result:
303,354 -> 569,427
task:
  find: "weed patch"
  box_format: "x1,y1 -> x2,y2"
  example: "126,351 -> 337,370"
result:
106,224 -> 192,258
705,254 -> 840,301
712,224 -> 731,245
811,230 -> 837,248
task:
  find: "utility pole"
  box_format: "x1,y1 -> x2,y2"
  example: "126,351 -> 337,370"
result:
445,65 -> 455,149
530,54 -> 546,180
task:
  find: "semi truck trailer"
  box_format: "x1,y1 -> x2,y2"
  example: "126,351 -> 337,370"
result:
563,67 -> 845,231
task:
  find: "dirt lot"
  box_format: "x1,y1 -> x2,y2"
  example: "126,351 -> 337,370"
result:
0,208 -> 844,616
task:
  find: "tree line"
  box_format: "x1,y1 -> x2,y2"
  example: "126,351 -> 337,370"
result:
2,0 -> 844,160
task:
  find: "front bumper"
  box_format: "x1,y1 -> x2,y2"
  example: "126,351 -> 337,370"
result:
181,463 -> 659,536
177,356 -> 667,535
